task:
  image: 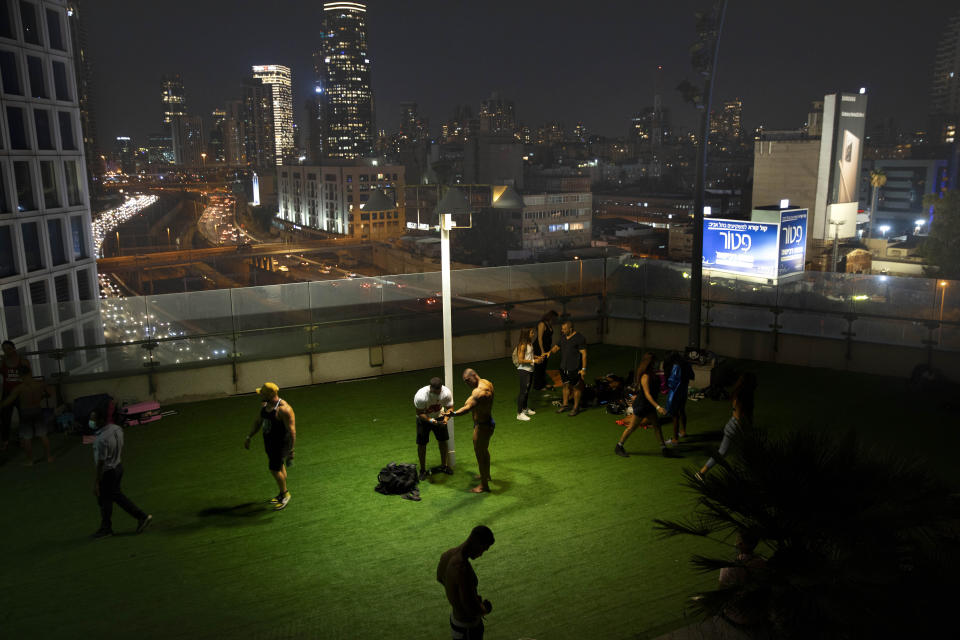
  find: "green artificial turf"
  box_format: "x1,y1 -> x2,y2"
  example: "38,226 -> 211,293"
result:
1,345 -> 954,639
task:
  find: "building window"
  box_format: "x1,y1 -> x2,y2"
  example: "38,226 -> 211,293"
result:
0,0 -> 13,39
78,271 -> 94,313
19,1 -> 40,45
47,217 -> 65,265
29,278 -> 51,328
51,59 -> 69,100
54,272 -> 73,320
1,286 -> 25,338
57,111 -> 75,149
7,105 -> 28,149
0,224 -> 16,277
0,49 -> 21,94
20,219 -> 41,270
33,108 -> 52,149
39,160 -> 59,208
13,161 -> 35,211
45,8 -> 64,50
69,215 -> 86,259
0,165 -> 8,213
26,55 -> 46,98
63,160 -> 82,206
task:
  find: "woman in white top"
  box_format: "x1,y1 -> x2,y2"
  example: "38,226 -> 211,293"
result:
514,328 -> 542,421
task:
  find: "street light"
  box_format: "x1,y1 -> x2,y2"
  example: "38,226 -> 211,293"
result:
914,218 -> 926,235
879,224 -> 891,237
939,281 -> 949,345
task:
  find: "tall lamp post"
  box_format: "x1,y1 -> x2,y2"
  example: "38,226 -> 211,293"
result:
367,185 -> 520,467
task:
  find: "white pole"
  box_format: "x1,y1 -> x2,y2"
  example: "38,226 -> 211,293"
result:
440,212 -> 455,466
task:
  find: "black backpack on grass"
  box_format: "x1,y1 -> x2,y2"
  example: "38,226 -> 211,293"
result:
375,462 -> 419,495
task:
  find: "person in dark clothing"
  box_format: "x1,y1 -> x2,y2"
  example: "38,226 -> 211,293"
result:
532,310 -> 558,390
662,351 -> 695,445
548,321 -> 588,416
697,373 -> 757,479
437,525 -> 495,640
244,382 -> 296,510
1,340 -> 31,451
90,401 -> 152,539
615,352 -> 668,457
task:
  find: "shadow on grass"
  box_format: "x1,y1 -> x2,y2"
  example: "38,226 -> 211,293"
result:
196,502 -> 275,520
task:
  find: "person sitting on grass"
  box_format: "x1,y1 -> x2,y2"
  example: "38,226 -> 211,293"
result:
615,352 -> 668,457
696,373 -> 757,480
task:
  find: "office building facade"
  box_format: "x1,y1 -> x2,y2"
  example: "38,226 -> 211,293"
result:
0,0 -> 100,374
251,64 -> 293,165
930,11 -> 960,144
316,1 -> 374,159
241,76 -> 274,168
277,160 -> 403,240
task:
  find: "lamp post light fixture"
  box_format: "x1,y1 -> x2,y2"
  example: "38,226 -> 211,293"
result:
914,218 -> 926,235
879,224 -> 891,237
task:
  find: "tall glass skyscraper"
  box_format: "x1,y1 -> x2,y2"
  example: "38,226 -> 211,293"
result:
316,1 -> 374,159
251,64 -> 293,165
0,0 -> 101,373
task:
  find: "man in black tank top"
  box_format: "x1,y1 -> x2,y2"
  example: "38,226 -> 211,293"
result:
244,382 -> 296,510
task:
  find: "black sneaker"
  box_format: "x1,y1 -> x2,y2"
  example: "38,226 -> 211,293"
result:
91,529 -> 113,539
439,465 -> 454,475
136,515 -> 153,534
419,469 -> 430,481
615,443 -> 629,458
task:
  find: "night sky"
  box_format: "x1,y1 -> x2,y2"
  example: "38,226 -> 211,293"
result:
86,0 -> 956,148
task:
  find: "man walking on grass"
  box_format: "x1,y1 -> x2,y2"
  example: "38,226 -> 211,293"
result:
244,382 -> 295,510
91,400 -> 152,538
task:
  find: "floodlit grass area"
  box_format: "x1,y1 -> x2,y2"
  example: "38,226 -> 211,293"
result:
2,345 -> 955,639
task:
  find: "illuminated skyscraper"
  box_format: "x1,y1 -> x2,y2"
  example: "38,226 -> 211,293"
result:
316,1 -> 375,159
160,73 -> 186,129
251,65 -> 294,164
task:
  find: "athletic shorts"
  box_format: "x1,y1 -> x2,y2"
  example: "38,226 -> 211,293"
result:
263,430 -> 293,472
560,369 -> 582,385
474,418 -> 495,433
450,615 -> 484,640
17,408 -> 46,439
416,417 -> 449,445
632,396 -> 658,420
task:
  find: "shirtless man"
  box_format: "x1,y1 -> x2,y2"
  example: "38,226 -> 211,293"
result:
0,375 -> 54,465
436,525 -> 495,639
443,369 -> 495,493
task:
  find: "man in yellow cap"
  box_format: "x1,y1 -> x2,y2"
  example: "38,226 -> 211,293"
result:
244,382 -> 296,510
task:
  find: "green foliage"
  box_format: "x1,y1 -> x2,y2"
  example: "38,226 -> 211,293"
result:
655,427 -> 960,639
921,190 -> 960,278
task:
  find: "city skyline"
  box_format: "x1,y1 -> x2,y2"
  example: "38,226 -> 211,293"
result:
84,0 -> 956,148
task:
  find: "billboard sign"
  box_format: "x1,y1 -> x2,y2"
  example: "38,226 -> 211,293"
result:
703,219 -> 780,279
831,93 -> 867,205
778,209 -> 808,277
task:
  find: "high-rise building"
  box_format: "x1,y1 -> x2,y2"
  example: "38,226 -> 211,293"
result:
208,109 -> 226,163
399,101 -> 427,143
66,2 -> 97,186
171,116 -> 204,167
114,136 -> 134,174
240,77 -> 275,168
710,99 -> 743,144
478,92 -> 516,137
441,105 -> 474,143
160,73 -> 186,129
251,65 -> 294,165
0,0 -> 101,373
929,12 -> 960,143
316,1 -> 375,159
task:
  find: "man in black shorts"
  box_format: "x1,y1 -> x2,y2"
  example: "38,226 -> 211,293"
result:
549,321 -> 587,417
244,383 -> 295,510
414,377 -> 455,481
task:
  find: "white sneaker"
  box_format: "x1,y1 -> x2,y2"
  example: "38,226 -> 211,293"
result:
516,412 -> 531,421
523,408 -> 536,416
